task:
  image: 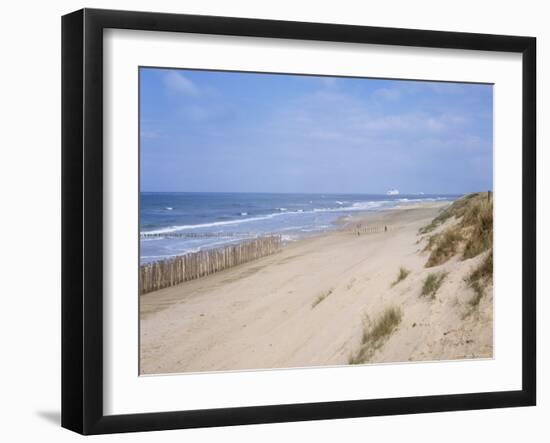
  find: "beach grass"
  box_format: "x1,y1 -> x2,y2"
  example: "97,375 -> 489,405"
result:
391,267 -> 410,287
465,251 -> 493,310
421,272 -> 448,299
425,228 -> 463,267
422,232 -> 441,252
462,200 -> 493,259
418,192 -> 481,235
311,288 -> 334,308
422,193 -> 493,268
349,306 -> 403,364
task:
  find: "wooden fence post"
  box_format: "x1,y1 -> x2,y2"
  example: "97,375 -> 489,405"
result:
139,235 -> 282,295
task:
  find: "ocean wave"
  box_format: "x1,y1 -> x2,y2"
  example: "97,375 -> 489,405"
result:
351,201 -> 387,210
141,236 -> 254,262
141,196 -> 451,235
312,201 -> 385,212
141,236 -> 165,241
142,214 -> 279,234
300,225 -> 330,232
281,234 -> 299,242
142,208 -> 317,235
277,225 -> 308,232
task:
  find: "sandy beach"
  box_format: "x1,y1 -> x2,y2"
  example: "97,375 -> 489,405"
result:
140,201 -> 493,375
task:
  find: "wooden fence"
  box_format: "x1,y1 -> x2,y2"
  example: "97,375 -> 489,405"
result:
139,235 -> 282,295
350,224 -> 390,235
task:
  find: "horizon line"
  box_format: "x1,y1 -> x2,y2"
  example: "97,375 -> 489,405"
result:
139,190 -> 481,195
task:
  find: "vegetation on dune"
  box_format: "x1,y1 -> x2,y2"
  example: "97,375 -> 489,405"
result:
421,192 -> 493,267
425,228 -> 463,267
461,200 -> 493,259
311,288 -> 334,308
466,249 -> 493,284
421,272 -> 448,299
418,192 -> 480,235
349,306 -> 403,364
464,250 -> 493,310
391,267 -> 411,287
418,211 -> 450,235
422,232 -> 441,252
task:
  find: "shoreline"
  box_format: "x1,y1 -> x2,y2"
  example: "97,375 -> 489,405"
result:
140,199 -> 454,266
140,200 -> 492,374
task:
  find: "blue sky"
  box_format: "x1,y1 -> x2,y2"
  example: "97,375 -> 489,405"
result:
140,68 -> 493,194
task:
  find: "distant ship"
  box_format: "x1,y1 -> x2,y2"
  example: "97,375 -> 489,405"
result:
386,189 -> 400,196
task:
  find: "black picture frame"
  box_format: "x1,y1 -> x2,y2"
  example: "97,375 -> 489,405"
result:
62,8 -> 536,435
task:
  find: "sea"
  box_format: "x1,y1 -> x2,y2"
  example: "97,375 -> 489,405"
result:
140,192 -> 459,264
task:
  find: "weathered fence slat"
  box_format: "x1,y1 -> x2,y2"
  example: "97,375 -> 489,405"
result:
350,224 -> 390,235
139,235 -> 282,295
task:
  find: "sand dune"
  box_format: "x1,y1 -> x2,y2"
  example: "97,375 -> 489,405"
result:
140,201 -> 493,375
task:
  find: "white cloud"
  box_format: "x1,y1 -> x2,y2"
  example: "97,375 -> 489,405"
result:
373,88 -> 401,101
319,77 -> 339,89
182,105 -> 211,121
140,130 -> 160,139
163,71 -> 200,96
265,86 -> 475,154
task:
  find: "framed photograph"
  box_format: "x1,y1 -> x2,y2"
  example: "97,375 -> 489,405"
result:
61,8 -> 536,435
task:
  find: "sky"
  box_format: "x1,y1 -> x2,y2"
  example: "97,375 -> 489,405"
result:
140,68 -> 493,194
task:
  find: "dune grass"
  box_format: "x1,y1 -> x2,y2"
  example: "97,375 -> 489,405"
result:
421,193 -> 493,267
422,232 -> 441,252
311,288 -> 334,309
421,272 -> 448,299
349,306 -> 403,364
418,193 -> 480,235
462,200 -> 493,259
391,267 -> 410,287
465,251 -> 493,309
425,228 -> 463,267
